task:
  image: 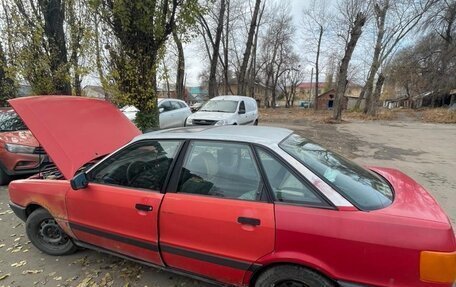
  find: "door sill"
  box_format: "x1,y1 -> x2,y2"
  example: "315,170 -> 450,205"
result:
73,240 -> 230,287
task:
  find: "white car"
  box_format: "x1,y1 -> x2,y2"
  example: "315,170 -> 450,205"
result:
186,95 -> 259,126
121,98 -> 192,129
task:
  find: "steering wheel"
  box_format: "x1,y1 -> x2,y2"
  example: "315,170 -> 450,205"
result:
126,161 -> 151,184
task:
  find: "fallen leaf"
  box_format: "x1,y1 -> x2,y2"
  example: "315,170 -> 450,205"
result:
11,260 -> 27,267
0,273 -> 10,280
22,270 -> 43,274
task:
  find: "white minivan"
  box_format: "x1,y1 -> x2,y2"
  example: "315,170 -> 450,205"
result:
185,96 -> 259,126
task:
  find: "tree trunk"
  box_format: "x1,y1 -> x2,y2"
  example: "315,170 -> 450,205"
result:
173,30 -> 185,100
238,0 -> 261,96
208,0 -> 226,98
93,10 -> 107,100
363,1 -> 388,113
223,0 -> 230,95
333,12 -> 367,121
314,25 -> 323,110
367,73 -> 385,116
39,0 -> 71,95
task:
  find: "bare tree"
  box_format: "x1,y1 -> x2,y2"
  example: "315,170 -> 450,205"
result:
359,0 -> 437,115
173,30 -> 185,100
333,1 -> 368,121
302,0 -> 332,110
237,0 -> 261,96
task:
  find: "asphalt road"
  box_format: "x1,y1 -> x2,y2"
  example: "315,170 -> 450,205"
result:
0,119 -> 455,286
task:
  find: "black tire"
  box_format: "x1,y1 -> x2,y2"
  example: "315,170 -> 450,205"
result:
254,119 -> 259,126
0,168 -> 11,186
26,208 -> 78,256
255,265 -> 335,287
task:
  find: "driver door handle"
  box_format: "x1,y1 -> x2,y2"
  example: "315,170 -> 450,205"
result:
238,217 -> 261,226
135,204 -> 153,212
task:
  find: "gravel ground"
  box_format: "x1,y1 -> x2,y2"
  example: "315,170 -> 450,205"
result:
0,117 -> 454,287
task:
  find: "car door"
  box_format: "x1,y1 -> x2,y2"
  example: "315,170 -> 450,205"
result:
238,101 -> 249,125
169,100 -> 186,127
159,100 -> 176,129
66,140 -> 183,265
159,140 -> 275,285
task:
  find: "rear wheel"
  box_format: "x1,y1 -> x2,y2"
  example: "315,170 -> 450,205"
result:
255,265 -> 335,287
254,119 -> 259,125
26,208 -> 78,256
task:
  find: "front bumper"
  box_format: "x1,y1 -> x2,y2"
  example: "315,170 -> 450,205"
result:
9,201 -> 27,222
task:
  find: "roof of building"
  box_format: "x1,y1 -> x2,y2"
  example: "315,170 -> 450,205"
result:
297,82 -> 325,89
188,86 -> 208,95
134,126 -> 293,147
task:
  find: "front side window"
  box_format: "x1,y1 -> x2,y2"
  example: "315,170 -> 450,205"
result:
177,141 -> 262,201
280,134 -> 393,210
159,101 -> 174,112
90,140 -> 181,191
200,100 -> 239,113
257,148 -> 326,206
239,101 -> 246,113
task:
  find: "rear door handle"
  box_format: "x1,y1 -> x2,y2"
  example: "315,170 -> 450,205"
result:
237,217 -> 261,226
135,204 -> 153,212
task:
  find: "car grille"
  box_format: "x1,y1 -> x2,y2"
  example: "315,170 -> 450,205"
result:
33,147 -> 46,154
192,119 -> 217,125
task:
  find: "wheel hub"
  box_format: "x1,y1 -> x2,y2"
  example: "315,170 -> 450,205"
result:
38,219 -> 68,245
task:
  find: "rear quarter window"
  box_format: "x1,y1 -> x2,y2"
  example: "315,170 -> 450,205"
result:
279,134 -> 394,210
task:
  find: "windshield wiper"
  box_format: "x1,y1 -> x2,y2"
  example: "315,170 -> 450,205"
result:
201,109 -> 230,113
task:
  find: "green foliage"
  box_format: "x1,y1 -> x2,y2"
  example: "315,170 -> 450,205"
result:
92,0 -> 204,131
0,43 -> 16,106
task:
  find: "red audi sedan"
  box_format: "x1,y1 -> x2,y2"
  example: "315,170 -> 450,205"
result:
7,96 -> 456,287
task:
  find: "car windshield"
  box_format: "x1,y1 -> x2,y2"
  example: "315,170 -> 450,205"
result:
280,134 -> 393,210
0,110 -> 28,132
200,100 -> 238,113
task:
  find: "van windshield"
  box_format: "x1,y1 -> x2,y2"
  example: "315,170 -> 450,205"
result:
200,100 -> 238,113
280,134 -> 394,210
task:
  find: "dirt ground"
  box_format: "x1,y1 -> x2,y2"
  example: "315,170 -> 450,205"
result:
0,111 -> 455,286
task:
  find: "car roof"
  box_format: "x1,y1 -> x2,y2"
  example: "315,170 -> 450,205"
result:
211,95 -> 253,101
133,126 -> 293,147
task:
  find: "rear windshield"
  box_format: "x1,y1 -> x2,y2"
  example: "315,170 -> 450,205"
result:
200,100 -> 238,113
0,110 -> 27,132
280,134 -> 393,210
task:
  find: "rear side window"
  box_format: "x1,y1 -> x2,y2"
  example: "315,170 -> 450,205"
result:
177,141 -> 263,201
256,148 -> 327,206
280,134 -> 393,210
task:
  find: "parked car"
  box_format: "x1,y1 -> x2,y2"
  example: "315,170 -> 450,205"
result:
121,98 -> 191,129
0,109 -> 48,185
8,96 -> 456,287
190,102 -> 204,112
186,95 -> 258,126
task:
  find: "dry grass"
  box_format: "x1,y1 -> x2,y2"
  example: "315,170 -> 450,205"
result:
259,107 -> 395,123
421,108 -> 456,124
344,109 -> 395,121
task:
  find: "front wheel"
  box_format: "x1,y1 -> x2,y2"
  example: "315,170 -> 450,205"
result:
26,208 -> 78,256
254,119 -> 259,126
255,265 -> 335,287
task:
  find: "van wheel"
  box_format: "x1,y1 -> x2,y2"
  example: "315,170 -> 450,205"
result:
254,119 -> 259,126
26,209 -> 78,256
0,168 -> 11,186
255,265 -> 335,287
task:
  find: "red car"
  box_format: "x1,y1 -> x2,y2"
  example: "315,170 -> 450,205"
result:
0,109 -> 48,185
7,96 -> 456,287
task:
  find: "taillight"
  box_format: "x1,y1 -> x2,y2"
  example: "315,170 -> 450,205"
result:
420,251 -> 456,284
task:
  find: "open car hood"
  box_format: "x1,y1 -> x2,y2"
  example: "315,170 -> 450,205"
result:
9,96 -> 141,179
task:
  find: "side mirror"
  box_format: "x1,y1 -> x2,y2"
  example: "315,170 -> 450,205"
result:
159,107 -> 165,113
70,172 -> 89,190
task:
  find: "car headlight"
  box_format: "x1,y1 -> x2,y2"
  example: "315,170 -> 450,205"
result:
5,143 -> 36,154
214,119 -> 229,126
186,117 -> 193,125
